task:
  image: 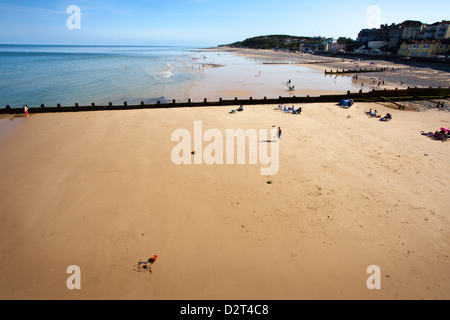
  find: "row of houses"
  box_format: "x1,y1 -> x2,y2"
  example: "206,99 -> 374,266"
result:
355,20 -> 450,57
398,40 -> 450,58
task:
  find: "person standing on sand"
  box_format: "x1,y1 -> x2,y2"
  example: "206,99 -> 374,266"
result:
24,105 -> 29,117
277,127 -> 282,140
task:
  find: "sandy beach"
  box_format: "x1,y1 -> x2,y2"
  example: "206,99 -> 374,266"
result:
1,48 -> 450,300
0,93 -> 449,300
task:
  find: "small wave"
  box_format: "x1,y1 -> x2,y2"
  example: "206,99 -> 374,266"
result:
186,76 -> 198,84
158,70 -> 173,78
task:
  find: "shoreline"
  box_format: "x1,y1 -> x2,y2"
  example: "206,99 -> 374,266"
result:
204,47 -> 450,92
187,48 -> 375,102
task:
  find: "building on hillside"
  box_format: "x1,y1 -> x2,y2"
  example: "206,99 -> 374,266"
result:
420,20 -> 450,40
387,24 -> 403,48
400,20 -> 426,40
355,20 -> 450,56
356,28 -> 388,43
329,42 -> 346,52
435,21 -> 450,39
357,23 -> 406,49
299,42 -> 329,53
398,39 -> 450,57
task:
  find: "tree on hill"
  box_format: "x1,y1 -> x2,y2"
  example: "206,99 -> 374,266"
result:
224,35 -> 311,51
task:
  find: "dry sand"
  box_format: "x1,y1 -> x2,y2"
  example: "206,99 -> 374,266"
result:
0,100 -> 449,300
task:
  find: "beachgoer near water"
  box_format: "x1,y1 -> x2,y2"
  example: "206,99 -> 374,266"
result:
24,105 -> 29,117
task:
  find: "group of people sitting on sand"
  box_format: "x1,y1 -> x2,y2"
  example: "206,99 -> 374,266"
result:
366,109 -> 379,117
421,127 -> 449,142
365,109 -> 392,121
230,105 -> 244,114
277,104 -> 302,114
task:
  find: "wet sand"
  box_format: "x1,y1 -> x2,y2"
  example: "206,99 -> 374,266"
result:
203,47 -> 450,93
188,48 -> 385,102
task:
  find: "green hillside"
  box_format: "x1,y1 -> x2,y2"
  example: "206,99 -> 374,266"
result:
221,35 -> 324,51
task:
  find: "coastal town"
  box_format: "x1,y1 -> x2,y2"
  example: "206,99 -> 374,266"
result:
225,20 -> 450,59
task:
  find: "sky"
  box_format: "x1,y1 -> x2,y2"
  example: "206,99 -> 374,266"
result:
0,0 -> 449,46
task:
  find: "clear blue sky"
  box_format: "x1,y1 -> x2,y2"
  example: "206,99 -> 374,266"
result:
1,0 -> 449,46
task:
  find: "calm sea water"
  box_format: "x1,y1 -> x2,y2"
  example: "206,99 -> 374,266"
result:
0,45 -> 368,109
0,45 -> 203,108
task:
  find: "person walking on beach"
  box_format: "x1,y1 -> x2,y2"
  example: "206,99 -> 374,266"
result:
277,127 -> 282,140
24,105 -> 29,117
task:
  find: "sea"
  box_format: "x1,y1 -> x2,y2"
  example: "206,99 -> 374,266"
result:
0,44 -> 368,109
0,45 -> 204,108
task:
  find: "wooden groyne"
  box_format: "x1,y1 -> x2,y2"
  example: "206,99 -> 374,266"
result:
263,61 -> 335,65
2,87 -> 449,115
325,66 -> 410,75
